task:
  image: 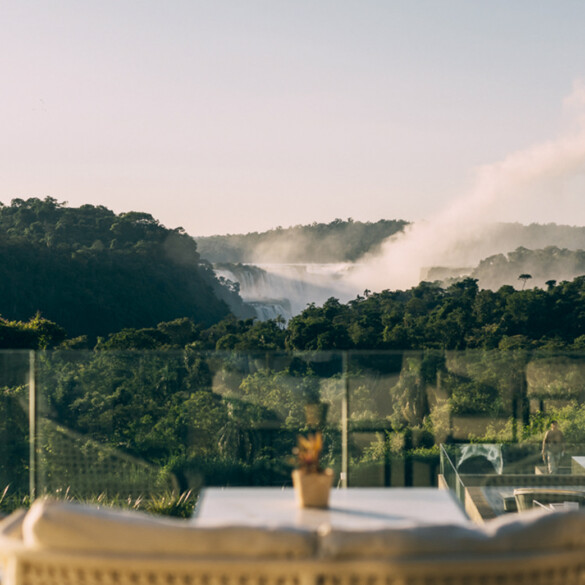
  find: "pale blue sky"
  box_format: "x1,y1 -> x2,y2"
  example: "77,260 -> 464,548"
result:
2,1 -> 585,236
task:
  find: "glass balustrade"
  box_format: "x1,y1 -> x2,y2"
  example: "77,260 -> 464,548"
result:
2,348 -> 585,519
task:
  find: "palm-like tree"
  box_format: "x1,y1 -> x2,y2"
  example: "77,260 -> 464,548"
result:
518,274 -> 532,290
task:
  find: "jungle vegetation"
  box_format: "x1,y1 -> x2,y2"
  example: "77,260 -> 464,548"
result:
0,197 -> 252,343
3,198 -> 585,511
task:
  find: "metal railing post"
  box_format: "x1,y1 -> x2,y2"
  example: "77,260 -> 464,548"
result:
341,351 -> 349,488
29,350 -> 37,500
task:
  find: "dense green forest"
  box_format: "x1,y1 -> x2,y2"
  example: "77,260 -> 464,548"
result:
196,218 -> 409,263
5,265 -> 585,353
0,197 -> 253,343
283,277 -> 585,352
3,269 -> 585,498
4,199 -> 585,508
7,273 -> 585,352
85,275 -> 585,352
4,198 -> 585,350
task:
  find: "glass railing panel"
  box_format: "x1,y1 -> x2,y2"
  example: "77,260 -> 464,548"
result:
204,350 -> 344,487
439,444 -> 465,505
0,350 -> 32,510
33,350 -> 182,499
2,348 -> 585,518
31,349 -> 346,497
442,441 -> 585,518
345,350 -> 454,487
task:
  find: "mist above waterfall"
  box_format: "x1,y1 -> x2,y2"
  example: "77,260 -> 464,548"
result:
207,82 -> 585,320
350,81 -> 585,292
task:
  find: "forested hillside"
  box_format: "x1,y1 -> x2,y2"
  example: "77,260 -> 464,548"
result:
7,274 -> 580,352
196,218 -> 408,263
196,219 -> 585,266
282,277 -> 585,351
0,198 -> 251,342
5,198 -> 585,352
5,254 -> 585,498
469,246 -> 585,290
5,274 -> 585,497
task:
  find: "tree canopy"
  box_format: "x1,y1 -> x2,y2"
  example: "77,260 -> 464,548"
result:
4,274 -> 578,353
0,197 -> 251,341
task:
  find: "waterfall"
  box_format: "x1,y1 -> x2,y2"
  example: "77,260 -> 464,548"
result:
214,262 -> 358,321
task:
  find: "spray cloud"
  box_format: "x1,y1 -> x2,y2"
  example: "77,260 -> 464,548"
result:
352,81 -> 585,292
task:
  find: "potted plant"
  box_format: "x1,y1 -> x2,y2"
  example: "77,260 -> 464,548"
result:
291,431 -> 334,508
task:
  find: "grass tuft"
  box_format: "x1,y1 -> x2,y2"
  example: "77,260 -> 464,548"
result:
0,485 -> 197,518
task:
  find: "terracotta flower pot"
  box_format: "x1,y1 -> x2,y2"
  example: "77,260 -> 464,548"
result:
292,468 -> 334,508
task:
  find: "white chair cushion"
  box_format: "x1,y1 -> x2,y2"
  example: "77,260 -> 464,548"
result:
482,506 -> 585,552
319,508 -> 585,559
319,522 -> 485,558
23,498 -> 317,558
0,509 -> 27,540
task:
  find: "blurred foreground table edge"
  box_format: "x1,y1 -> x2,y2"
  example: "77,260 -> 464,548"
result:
194,487 -> 470,529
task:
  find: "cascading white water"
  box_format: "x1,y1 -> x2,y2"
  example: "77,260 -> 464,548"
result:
214,262 -> 359,321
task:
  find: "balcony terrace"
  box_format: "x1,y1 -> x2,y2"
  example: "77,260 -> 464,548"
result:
2,349 -> 585,583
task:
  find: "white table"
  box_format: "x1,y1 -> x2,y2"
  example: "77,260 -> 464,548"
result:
194,487 -> 469,530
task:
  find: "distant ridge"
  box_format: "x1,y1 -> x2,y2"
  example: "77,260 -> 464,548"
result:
196,219 -> 585,267
195,218 -> 408,263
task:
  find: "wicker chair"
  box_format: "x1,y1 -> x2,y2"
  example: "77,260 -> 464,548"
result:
2,498 -> 585,585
